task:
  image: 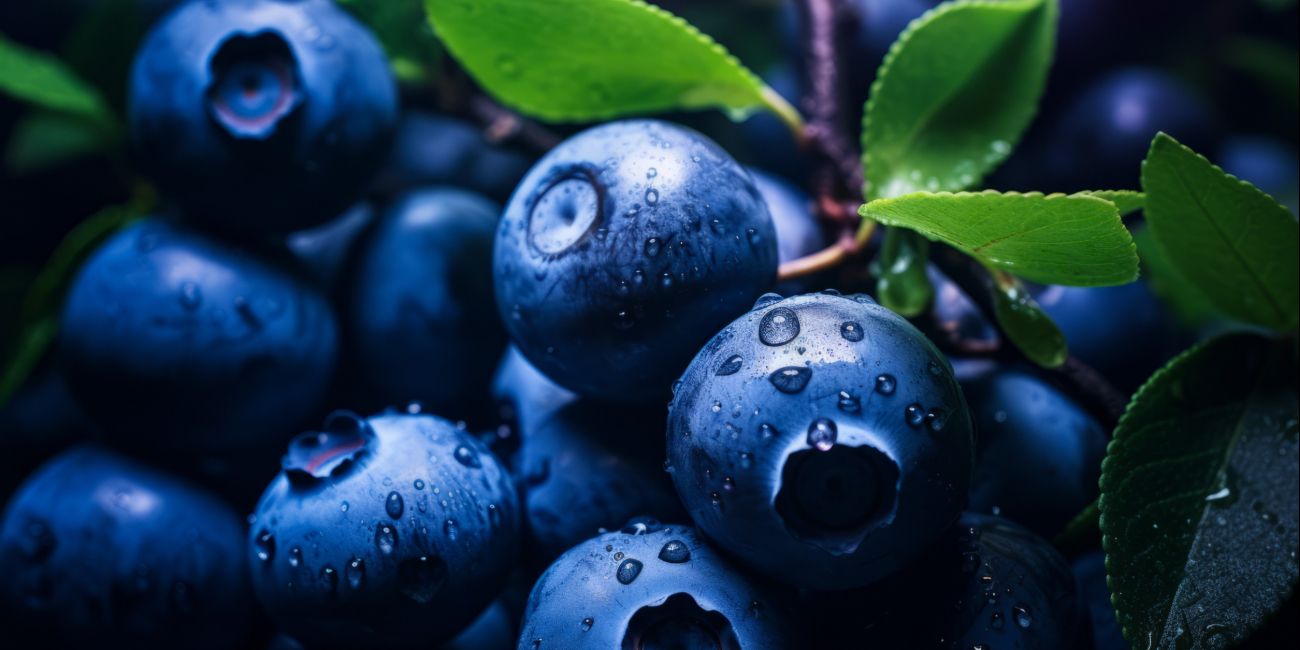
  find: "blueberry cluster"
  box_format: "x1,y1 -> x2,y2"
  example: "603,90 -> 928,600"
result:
7,1 -> 1288,649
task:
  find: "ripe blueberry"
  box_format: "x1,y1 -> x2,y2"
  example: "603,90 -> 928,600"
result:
666,292 -> 973,589
494,119 -> 778,403
342,188 -> 505,420
1219,135 -> 1299,215
963,366 -> 1107,537
0,446 -> 252,648
127,0 -> 397,233
748,167 -> 827,294
287,202 -> 375,291
374,112 -> 534,202
248,410 -> 520,648
1072,551 -> 1127,650
59,217 -> 338,453
518,521 -> 792,649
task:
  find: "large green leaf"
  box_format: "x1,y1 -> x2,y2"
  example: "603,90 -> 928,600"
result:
425,0 -> 800,128
4,110 -> 116,175
862,0 -> 1056,200
0,33 -> 114,127
861,191 -> 1138,286
1074,190 -> 1145,217
1099,334 -> 1299,648
1132,225 -> 1220,328
1141,133 -> 1300,331
874,228 -> 933,317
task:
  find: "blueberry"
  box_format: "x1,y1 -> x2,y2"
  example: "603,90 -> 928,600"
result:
515,405 -> 684,567
0,446 -> 252,648
127,0 -> 397,233
1035,279 -> 1181,392
492,346 -> 578,446
748,167 -> 827,294
342,188 -> 505,420
494,119 -> 778,403
928,265 -> 999,349
287,202 -> 375,291
666,292 -> 973,589
1072,551 -> 1127,650
445,597 -> 516,650
373,112 -> 535,202
518,522 -> 792,649
249,411 -> 520,648
58,217 -> 338,453
805,512 -> 1083,647
1039,67 -> 1217,191
963,366 -> 1107,537
1218,135 -> 1299,216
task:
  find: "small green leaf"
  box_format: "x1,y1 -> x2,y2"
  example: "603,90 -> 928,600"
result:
874,228 -> 933,317
988,270 -> 1067,368
426,0 -> 801,129
1074,190 -> 1145,217
860,191 -> 1138,286
863,0 -> 1057,200
1141,133 -> 1300,331
1053,499 -> 1100,552
0,32 -> 114,127
1132,225 -> 1220,328
1100,334 -> 1299,648
4,110 -> 116,174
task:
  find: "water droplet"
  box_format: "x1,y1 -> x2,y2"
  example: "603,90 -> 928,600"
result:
840,321 -> 863,342
710,219 -> 725,234
443,519 -> 459,541
837,391 -> 861,414
616,559 -> 644,584
658,540 -> 691,563
905,404 -> 925,427
614,310 -> 636,330
488,503 -> 503,528
758,423 -> 777,439
875,374 -> 896,395
386,491 -> 405,519
453,445 -> 481,468
739,452 -> 754,468
581,617 -> 594,632
644,237 -> 661,257
806,418 -> 837,451
752,293 -> 783,310
759,308 -> 800,346
716,355 -> 743,376
925,408 -> 947,432
722,476 -> 735,491
711,401 -> 723,413
255,530 -> 275,563
645,188 -> 659,205
398,556 -> 447,604
340,501 -> 349,512
710,492 -> 725,511
287,546 -> 302,568
990,611 -> 1005,630
346,557 -> 365,590
375,524 -> 398,555
927,361 -> 942,376
646,167 -> 658,179
496,54 -> 520,77
413,479 -> 424,490
1013,604 -> 1033,628
660,272 -> 673,288
769,366 -> 812,393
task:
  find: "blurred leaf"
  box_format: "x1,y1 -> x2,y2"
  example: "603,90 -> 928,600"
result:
860,191 -> 1138,286
1225,37 -> 1299,115
1100,334 -> 1299,648
874,228 -> 933,317
61,0 -> 156,113
1074,190 -> 1144,217
339,0 -> 442,83
4,110 -> 116,174
0,203 -> 144,406
1053,499 -> 1100,553
988,269 -> 1067,368
425,0 -> 801,129
0,32 -> 115,128
862,0 -> 1056,200
1141,133 -> 1299,331
0,267 -> 36,355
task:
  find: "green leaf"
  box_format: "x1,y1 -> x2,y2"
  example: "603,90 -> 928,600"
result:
1074,190 -> 1145,217
1141,133 -> 1300,331
339,0 -> 442,83
425,0 -> 800,129
862,0 -> 1057,200
988,270 -> 1067,368
860,191 -> 1138,286
0,204 -> 143,406
4,110 -> 116,174
1053,499 -> 1100,552
0,32 -> 114,127
874,228 -> 933,317
1132,225 -> 1220,328
1099,334 -> 1299,648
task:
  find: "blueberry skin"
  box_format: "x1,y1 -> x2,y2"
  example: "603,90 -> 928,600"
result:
1072,552 -> 1127,650
518,522 -> 791,650
342,188 -> 505,419
374,112 -> 534,202
287,202 -> 375,291
0,445 -> 252,649
249,411 -> 520,649
492,345 -> 578,445
1040,68 -> 1216,191
494,119 -> 778,403
963,367 -> 1106,538
748,167 -> 826,290
666,292 -> 973,589
1036,280 -> 1179,392
59,217 -> 338,452
513,403 -> 684,567
1218,135 -> 1299,216
128,0 -> 397,233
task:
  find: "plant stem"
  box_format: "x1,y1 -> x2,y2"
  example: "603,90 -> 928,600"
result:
799,0 -> 865,196
467,94 -> 563,152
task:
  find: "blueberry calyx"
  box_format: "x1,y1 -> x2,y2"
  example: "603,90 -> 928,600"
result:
283,411 -> 375,486
623,592 -> 740,650
775,441 -> 900,556
207,31 -> 302,140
